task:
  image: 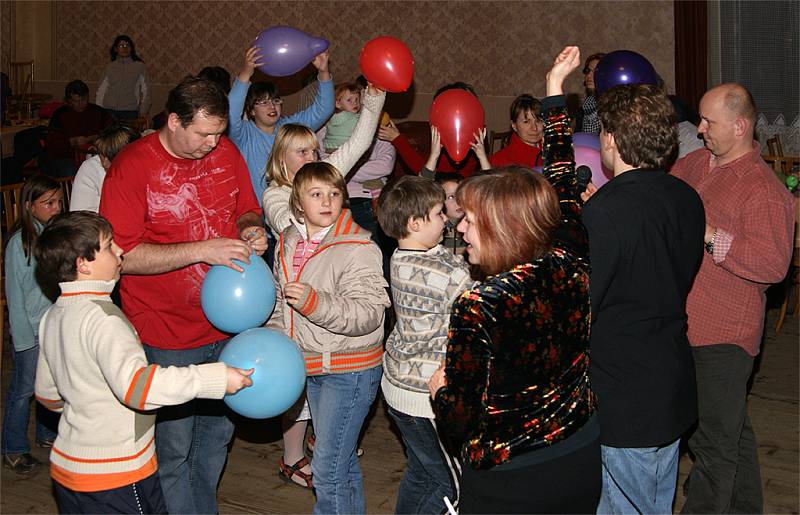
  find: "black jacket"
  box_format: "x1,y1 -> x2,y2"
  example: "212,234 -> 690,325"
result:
582,167 -> 704,447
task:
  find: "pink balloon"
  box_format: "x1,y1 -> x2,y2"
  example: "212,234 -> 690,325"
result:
574,146 -> 613,188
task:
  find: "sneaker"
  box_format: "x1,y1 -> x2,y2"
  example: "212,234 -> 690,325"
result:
2,453 -> 41,475
35,438 -> 55,449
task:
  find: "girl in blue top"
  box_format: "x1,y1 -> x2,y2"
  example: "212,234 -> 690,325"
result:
2,174 -> 63,475
229,45 -> 335,201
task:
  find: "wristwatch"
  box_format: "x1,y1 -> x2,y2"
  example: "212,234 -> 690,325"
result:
705,229 -> 717,255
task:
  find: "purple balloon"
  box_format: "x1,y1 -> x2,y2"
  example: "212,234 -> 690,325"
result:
573,132 -> 600,151
255,26 -> 329,77
574,146 -> 613,188
594,50 -> 658,94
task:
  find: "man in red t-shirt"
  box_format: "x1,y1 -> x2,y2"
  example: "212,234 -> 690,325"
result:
99,76 -> 267,515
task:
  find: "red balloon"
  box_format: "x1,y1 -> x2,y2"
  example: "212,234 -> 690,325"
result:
359,36 -> 414,93
429,90 -> 485,163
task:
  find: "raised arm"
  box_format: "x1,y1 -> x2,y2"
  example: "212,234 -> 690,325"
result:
542,46 -> 588,259
325,86 -> 386,176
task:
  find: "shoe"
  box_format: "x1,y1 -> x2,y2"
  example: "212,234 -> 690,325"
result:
278,456 -> 313,490
35,438 -> 55,449
2,453 -> 41,475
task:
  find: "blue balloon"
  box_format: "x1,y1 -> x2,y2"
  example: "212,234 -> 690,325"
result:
573,132 -> 601,151
255,26 -> 330,77
201,252 -> 276,334
219,328 -> 306,419
594,50 -> 659,94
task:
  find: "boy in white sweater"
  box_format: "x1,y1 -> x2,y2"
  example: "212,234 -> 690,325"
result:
376,176 -> 476,514
33,211 -> 253,514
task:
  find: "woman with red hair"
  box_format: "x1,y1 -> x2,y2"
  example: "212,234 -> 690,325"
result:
428,47 -> 600,513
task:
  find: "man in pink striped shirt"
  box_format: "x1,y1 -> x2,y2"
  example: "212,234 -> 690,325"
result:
673,83 -> 796,514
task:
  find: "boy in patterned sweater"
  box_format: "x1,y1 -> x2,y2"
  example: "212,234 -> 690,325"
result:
33,211 -> 253,514
376,175 -> 476,514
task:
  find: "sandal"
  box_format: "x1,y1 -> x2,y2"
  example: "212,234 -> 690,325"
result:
278,456 -> 313,490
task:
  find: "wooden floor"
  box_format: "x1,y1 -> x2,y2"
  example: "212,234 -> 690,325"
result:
1,308 -> 798,514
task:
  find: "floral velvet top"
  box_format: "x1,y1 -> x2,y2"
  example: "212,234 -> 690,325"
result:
432,96 -> 594,470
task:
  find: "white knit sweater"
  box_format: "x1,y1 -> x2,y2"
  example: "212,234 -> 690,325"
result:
35,279 -> 228,492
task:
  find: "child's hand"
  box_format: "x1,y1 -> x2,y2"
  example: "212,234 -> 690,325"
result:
546,46 -> 581,96
226,366 -> 254,394
238,46 -> 264,84
470,127 -> 491,171
284,281 -> 312,307
366,83 -> 383,96
428,364 -> 447,397
240,226 -> 267,256
378,120 -> 400,142
312,50 -> 331,81
424,126 -> 443,171
580,182 -> 598,203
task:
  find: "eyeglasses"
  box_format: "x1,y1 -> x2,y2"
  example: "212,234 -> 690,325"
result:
117,42 -> 130,48
582,66 -> 596,75
254,98 -> 283,106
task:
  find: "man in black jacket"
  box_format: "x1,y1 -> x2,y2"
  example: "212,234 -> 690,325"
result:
581,83 -> 704,513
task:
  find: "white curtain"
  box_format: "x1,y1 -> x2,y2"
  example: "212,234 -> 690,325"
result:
708,0 -> 799,154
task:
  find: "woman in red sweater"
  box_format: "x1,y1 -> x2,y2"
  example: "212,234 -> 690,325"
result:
489,94 -> 544,169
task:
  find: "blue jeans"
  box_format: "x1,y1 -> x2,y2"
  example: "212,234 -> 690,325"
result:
597,439 -> 680,514
388,407 -> 460,514
2,345 -> 58,454
143,340 -> 232,515
306,367 -> 382,515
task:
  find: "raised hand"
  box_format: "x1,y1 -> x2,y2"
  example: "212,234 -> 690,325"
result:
470,127 -> 491,171
312,50 -> 331,81
378,119 -> 400,142
239,46 -> 264,84
546,46 -> 581,96
240,226 -> 267,256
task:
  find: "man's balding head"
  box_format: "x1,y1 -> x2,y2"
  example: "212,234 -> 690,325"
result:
698,83 -> 757,164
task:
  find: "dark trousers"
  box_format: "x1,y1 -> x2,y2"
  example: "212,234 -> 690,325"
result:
459,439 -> 601,514
388,407 -> 461,514
682,344 -> 763,514
54,472 -> 167,514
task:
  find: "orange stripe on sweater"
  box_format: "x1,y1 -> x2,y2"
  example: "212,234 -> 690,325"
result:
60,291 -> 109,297
51,437 -> 155,464
139,367 -> 157,410
124,367 -> 147,406
50,455 -> 157,492
35,395 -> 63,406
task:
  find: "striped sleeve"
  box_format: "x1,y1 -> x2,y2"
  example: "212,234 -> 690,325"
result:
124,365 -> 158,410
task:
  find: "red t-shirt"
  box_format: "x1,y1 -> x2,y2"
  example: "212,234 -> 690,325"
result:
99,132 -> 261,349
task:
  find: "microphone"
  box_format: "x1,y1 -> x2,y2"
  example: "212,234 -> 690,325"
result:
576,165 -> 593,190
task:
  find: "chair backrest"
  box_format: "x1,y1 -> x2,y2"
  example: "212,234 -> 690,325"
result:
1,182 -> 25,235
488,130 -> 513,155
763,155 -> 799,176
56,176 -> 74,207
9,61 -> 34,98
767,135 -> 784,157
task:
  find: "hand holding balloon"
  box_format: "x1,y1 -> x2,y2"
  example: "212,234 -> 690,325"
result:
202,238 -> 252,273
226,366 -> 254,394
254,26 -> 329,77
311,50 -> 331,82
429,90 -> 485,163
546,46 -> 581,96
425,126 -> 443,171
359,36 -> 414,93
470,127 -> 491,171
239,46 -> 265,84
240,225 -> 267,255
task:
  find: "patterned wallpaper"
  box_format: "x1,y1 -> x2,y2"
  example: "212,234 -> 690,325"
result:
53,1 -> 675,99
1,1 -> 12,76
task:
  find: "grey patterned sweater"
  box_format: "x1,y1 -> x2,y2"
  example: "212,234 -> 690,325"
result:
381,245 -> 475,418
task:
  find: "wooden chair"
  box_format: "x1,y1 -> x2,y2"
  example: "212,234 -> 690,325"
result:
56,176 -> 74,207
763,155 -> 800,177
0,182 -> 24,369
776,202 -> 800,334
487,130 -> 513,155
767,135 -> 784,157
8,61 -> 34,119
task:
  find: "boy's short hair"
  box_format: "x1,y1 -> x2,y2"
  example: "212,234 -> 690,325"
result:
34,211 -> 113,296
377,176 -> 445,240
64,80 -> 89,99
96,123 -> 141,161
290,162 -> 350,219
435,172 -> 463,186
597,83 -> 678,170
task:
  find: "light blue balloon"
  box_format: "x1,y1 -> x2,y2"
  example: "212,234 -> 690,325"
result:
201,252 -> 276,334
220,328 -> 306,419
